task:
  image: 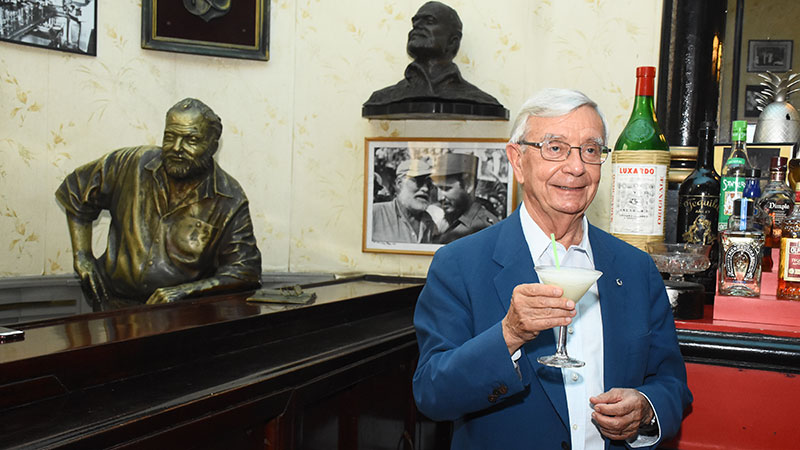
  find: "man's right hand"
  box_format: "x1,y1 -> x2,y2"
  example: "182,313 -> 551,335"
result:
73,252 -> 110,309
501,283 -> 576,354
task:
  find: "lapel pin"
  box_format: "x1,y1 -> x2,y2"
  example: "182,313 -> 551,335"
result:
616,279 -> 623,286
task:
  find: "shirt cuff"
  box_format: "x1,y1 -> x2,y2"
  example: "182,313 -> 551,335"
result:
626,391 -> 661,448
510,349 -> 522,378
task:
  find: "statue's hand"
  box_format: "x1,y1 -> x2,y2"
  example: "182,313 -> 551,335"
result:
146,286 -> 189,305
73,252 -> 110,308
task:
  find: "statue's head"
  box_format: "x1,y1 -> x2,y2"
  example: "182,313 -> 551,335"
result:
407,1 -> 462,62
161,98 -> 222,180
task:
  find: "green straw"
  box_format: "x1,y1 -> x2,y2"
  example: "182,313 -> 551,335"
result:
550,233 -> 560,269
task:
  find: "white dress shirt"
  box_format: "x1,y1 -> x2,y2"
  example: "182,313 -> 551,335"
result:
514,202 -> 660,449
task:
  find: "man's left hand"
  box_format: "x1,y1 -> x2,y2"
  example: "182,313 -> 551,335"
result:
146,286 -> 189,304
589,388 -> 654,441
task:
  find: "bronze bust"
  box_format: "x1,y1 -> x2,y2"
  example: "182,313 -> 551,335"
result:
363,1 -> 508,120
56,99 -> 262,310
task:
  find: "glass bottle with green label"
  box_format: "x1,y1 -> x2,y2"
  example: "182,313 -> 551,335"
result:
718,120 -> 753,231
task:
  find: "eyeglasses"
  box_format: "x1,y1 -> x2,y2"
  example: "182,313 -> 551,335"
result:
518,139 -> 610,165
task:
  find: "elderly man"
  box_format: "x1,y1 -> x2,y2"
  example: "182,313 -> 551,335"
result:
363,1 -> 503,109
413,89 -> 692,449
56,98 -> 262,310
431,153 -> 498,244
372,158 -> 438,244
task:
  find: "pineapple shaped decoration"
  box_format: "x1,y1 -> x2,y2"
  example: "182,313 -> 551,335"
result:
753,71 -> 800,143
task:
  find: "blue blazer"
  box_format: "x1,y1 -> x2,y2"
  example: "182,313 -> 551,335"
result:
413,209 -> 692,450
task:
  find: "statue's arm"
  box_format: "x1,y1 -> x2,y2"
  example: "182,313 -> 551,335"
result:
66,214 -> 110,309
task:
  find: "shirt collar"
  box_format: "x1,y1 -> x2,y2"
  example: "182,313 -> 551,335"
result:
518,201 -> 594,268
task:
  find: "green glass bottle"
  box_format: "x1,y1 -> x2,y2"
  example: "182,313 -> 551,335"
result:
610,66 -> 671,251
717,120 -> 753,231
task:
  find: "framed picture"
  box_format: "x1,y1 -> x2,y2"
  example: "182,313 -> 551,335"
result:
747,40 -> 792,72
363,137 -> 516,255
744,84 -> 765,118
0,0 -> 97,56
713,143 -> 795,183
142,0 -> 269,61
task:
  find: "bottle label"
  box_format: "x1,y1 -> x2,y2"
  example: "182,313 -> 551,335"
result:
780,238 -> 800,282
678,194 -> 719,244
610,161 -> 668,235
718,176 -> 746,230
722,234 -> 761,281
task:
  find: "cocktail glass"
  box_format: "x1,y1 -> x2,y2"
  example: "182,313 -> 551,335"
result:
534,265 -> 603,368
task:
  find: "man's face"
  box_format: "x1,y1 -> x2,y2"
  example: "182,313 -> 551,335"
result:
395,174 -> 432,214
407,3 -> 456,60
162,109 -> 216,180
506,105 -> 604,222
432,175 -> 470,218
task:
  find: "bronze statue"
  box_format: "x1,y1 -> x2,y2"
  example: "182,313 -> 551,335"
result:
363,1 -> 508,119
56,98 -> 262,310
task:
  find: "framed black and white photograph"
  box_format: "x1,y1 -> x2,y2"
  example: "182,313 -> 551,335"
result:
142,0 -> 270,61
747,40 -> 793,72
0,0 -> 97,56
363,137 -> 516,255
744,84 -> 765,118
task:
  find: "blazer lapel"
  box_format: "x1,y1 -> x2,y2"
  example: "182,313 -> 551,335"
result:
588,226 -> 628,389
492,210 -> 570,429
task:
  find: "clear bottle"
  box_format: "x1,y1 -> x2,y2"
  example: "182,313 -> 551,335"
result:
777,182 -> 800,300
719,198 -> 764,297
718,120 -> 754,231
610,66 -> 670,251
758,156 -> 794,251
677,121 -> 720,303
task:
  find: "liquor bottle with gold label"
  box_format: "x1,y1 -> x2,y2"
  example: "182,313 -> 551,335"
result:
610,66 -> 670,251
777,182 -> 800,300
677,121 -> 720,303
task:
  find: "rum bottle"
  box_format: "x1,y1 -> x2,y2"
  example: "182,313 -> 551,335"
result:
610,66 -> 670,251
777,182 -> 800,300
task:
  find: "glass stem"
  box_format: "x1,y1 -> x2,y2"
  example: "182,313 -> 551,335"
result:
555,326 -> 569,357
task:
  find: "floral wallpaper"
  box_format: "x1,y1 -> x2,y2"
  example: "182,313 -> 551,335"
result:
0,0 -> 663,278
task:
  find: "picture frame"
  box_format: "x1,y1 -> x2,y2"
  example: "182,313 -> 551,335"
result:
713,143 -> 796,183
743,85 -> 765,118
141,0 -> 269,61
0,0 -> 97,56
747,40 -> 792,72
363,137 -> 516,255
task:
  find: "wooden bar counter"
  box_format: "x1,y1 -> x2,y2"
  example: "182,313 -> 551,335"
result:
0,275 -> 448,450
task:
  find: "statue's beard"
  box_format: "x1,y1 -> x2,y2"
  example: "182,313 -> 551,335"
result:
164,154 -> 213,180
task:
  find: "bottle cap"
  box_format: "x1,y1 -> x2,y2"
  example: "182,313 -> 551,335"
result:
770,156 -> 788,170
636,66 -> 656,78
732,120 -> 748,141
731,198 -> 755,217
746,168 -> 761,178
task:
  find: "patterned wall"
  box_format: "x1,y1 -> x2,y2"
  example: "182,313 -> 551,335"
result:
0,0 -> 664,277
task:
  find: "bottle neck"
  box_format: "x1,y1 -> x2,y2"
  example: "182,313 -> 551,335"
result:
771,168 -> 787,182
631,75 -> 656,116
696,129 -> 716,170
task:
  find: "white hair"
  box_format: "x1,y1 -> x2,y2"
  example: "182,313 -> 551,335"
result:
508,88 -> 608,145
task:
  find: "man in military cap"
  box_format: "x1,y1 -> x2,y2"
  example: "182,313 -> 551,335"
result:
372,158 -> 438,244
56,98 -> 262,310
432,153 -> 498,244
